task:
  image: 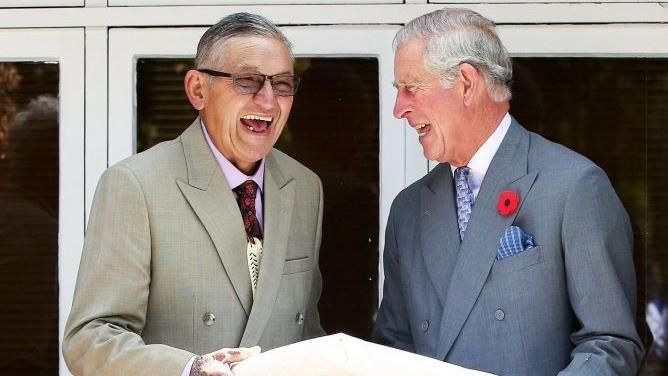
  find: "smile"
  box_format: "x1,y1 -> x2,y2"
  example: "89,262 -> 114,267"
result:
414,123 -> 430,137
240,114 -> 273,133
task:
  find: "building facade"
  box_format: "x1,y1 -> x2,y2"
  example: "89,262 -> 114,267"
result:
0,1 -> 666,374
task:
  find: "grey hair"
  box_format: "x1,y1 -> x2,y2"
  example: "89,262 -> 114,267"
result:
394,8 -> 512,102
195,12 -> 293,69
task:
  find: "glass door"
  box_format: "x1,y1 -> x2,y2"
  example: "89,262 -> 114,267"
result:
108,25 -> 418,340
0,28 -> 84,375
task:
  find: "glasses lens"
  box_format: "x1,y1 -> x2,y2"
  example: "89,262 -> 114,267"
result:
234,75 -> 264,94
271,76 -> 298,96
232,74 -> 299,96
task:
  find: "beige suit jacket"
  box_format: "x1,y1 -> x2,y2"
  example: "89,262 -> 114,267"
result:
63,119 -> 325,375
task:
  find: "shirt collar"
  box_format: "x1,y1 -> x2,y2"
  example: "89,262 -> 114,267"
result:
200,120 -> 264,192
451,112 -> 511,179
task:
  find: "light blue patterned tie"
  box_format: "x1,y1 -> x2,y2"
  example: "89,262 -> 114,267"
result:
454,166 -> 474,240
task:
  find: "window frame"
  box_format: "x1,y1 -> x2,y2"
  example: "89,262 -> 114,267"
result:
0,27 -> 85,376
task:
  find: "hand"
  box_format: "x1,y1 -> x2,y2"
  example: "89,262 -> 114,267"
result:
647,299 -> 668,358
212,346 -> 261,364
190,346 -> 261,376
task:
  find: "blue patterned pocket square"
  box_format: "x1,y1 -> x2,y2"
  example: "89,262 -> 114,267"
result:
496,226 -> 534,261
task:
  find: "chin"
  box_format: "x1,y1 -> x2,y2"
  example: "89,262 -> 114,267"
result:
247,148 -> 271,161
422,149 -> 437,161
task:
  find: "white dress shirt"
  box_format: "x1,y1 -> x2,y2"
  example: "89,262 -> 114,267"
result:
450,112 -> 511,199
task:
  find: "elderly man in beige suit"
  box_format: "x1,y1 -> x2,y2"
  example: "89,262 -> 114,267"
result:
63,13 -> 325,376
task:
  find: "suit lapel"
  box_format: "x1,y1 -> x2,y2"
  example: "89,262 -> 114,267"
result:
240,151 -> 295,347
436,120 -> 538,359
176,119 -> 253,315
420,164 -> 461,307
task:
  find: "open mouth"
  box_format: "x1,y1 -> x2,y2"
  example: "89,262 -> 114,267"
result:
414,123 -> 430,137
240,114 -> 273,134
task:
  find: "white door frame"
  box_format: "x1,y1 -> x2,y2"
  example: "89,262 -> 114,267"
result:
0,27 -> 85,376
0,0 -> 82,6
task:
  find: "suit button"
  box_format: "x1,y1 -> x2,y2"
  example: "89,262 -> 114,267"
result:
203,312 -> 216,326
420,320 -> 430,332
295,312 -> 304,325
495,309 -> 505,321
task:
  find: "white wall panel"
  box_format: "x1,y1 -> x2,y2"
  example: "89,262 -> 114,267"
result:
0,0 -> 82,6
0,4 -> 667,27
110,0 -> 400,5
85,27 -> 108,221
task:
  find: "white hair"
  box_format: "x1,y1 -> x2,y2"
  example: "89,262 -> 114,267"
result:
394,8 -> 512,102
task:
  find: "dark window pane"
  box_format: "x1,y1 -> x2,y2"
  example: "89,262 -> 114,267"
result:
0,62 -> 59,374
136,57 -> 380,339
279,58 -> 380,339
511,58 -> 668,374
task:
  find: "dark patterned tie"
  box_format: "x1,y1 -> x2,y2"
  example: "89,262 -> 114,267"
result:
454,166 -> 474,240
233,180 -> 263,292
233,180 -> 263,241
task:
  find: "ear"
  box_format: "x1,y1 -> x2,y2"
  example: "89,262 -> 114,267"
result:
457,63 -> 481,106
184,70 -> 206,110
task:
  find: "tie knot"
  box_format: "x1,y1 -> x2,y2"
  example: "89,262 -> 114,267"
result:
454,166 -> 470,185
234,180 -> 258,200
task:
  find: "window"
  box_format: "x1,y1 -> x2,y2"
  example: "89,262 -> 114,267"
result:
0,61 -> 59,374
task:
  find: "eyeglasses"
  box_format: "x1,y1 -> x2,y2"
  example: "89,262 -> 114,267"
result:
197,69 -> 300,97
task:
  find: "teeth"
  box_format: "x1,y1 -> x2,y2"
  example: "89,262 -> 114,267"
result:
415,123 -> 428,137
241,114 -> 273,122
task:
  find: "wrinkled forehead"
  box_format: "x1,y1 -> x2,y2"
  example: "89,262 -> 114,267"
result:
210,36 -> 294,73
394,39 -> 429,81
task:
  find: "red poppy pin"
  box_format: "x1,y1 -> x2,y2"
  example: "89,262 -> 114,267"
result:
496,190 -> 520,216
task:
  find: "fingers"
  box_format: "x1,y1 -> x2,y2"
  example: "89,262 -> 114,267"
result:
212,346 -> 262,363
192,345 -> 262,376
190,354 -> 233,376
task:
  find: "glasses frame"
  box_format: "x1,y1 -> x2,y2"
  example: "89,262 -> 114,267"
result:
196,68 -> 300,97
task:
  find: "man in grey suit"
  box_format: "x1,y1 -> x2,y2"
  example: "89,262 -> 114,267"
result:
372,8 -> 644,375
64,13 -> 324,375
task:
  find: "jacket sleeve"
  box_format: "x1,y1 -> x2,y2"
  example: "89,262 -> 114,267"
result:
558,166 -> 644,375
63,165 -> 194,375
372,194 -> 415,352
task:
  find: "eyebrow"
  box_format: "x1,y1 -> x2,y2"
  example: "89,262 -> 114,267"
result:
393,81 -> 418,89
236,63 -> 293,76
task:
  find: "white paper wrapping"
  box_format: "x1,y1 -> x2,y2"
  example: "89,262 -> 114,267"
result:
232,333 -> 495,376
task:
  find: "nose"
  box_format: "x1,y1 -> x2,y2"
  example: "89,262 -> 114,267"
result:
253,78 -> 278,109
393,89 -> 412,119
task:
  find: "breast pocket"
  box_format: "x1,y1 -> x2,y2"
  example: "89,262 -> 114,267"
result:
282,256 -> 312,275
490,245 -> 544,279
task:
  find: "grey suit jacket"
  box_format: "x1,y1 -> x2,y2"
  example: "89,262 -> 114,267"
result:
373,118 -> 644,375
63,119 -> 325,375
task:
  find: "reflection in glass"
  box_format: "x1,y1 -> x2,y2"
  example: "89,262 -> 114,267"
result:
0,62 -> 59,374
511,58 -> 668,375
136,57 -> 380,339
